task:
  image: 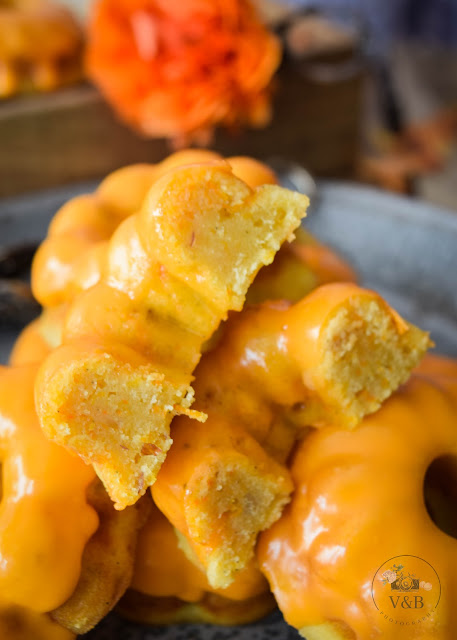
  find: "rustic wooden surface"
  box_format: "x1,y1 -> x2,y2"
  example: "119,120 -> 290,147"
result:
0,62 -> 364,198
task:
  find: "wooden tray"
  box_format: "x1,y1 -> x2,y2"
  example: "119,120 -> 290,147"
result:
0,59 -> 364,197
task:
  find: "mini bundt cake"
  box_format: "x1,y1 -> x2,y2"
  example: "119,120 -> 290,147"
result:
0,0 -> 83,98
0,364 -> 150,637
32,151 -> 273,308
258,360 -> 457,640
9,148 -> 441,639
153,283 -> 430,589
35,161 -> 309,509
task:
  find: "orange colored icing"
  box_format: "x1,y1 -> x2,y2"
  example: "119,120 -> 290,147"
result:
0,365 -> 97,613
289,229 -> 358,286
192,283 -> 411,444
227,156 -> 278,188
416,353 -> 457,379
153,283 -> 421,583
153,408 -> 292,574
8,317 -> 52,366
31,182 -> 147,307
31,151 -> 279,309
9,305 -> 68,366
132,504 -> 268,602
0,599 -> 74,639
246,228 -> 357,307
258,362 -> 457,639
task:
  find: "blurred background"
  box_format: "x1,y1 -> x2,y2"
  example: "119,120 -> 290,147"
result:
1,0 -> 457,209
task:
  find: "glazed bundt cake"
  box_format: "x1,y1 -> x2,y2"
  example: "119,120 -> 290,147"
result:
35,161 -> 309,509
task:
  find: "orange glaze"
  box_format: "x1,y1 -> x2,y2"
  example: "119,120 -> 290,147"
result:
416,353 -> 457,379
31,182 -> 146,307
0,598 -> 75,639
258,361 -> 457,639
152,409 -> 292,575
227,156 -> 278,188
152,283 -> 420,582
247,228 -> 358,306
0,365 -> 98,613
132,503 -> 269,602
289,229 -> 358,286
9,305 -> 68,366
31,151 -> 279,309
8,317 -> 52,366
192,282 -> 410,447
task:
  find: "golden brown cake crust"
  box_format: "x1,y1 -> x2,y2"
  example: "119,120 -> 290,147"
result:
51,480 -> 151,634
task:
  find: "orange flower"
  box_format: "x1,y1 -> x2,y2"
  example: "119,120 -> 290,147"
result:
86,0 -> 281,144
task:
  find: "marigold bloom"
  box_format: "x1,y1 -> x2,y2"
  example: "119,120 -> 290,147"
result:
86,0 -> 281,143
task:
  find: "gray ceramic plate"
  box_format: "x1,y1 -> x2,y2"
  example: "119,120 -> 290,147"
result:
0,178 -> 456,639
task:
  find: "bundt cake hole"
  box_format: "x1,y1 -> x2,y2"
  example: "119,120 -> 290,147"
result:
423,454 -> 457,539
